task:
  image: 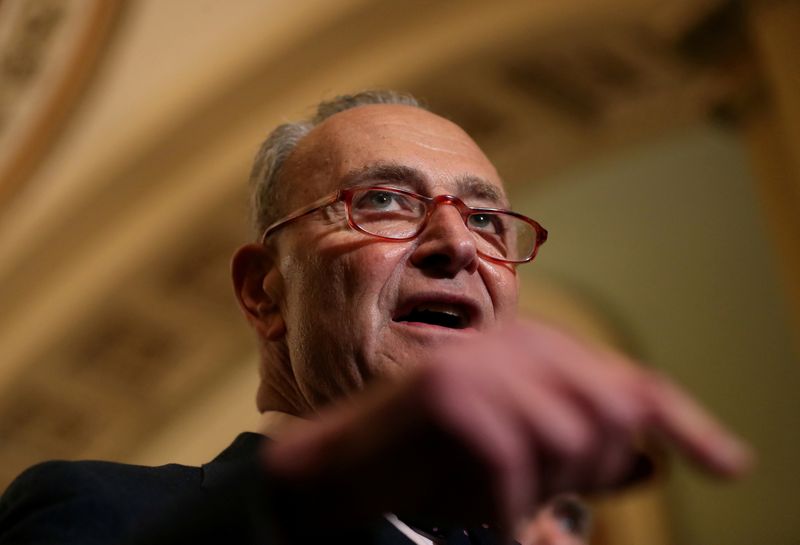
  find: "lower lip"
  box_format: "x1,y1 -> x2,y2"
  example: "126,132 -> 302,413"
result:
392,321 -> 477,335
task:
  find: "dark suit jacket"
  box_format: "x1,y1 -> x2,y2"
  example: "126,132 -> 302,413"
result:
0,432 -> 504,545
0,433 -> 442,545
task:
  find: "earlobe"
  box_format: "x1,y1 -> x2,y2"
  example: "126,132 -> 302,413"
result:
231,244 -> 286,340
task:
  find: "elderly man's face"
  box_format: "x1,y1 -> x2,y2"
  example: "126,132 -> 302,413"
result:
266,104 -> 519,409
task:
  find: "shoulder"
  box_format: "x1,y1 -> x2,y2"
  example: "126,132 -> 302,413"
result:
4,458 -> 201,504
0,459 -> 202,544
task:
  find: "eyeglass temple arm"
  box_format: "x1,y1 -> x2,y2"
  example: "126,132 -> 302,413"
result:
537,227 -> 548,245
260,191 -> 342,243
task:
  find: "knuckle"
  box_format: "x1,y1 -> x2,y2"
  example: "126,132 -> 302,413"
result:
607,377 -> 649,429
630,369 -> 671,414
604,401 -> 645,432
634,369 -> 672,408
554,419 -> 594,458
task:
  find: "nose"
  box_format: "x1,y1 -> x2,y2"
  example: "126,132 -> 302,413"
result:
410,202 -> 479,277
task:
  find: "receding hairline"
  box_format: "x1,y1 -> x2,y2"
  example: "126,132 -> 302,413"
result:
306,102 -> 473,143
337,162 -> 508,207
273,104 -> 506,211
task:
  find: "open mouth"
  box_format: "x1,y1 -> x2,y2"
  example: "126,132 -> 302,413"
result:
393,302 -> 473,330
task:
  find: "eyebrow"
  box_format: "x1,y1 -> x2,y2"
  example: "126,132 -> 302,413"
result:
454,175 -> 507,207
341,163 -> 425,189
340,162 -> 508,207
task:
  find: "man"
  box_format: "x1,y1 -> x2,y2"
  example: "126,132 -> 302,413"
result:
0,91 -> 750,544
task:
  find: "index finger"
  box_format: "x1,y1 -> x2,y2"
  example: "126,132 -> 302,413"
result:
645,373 -> 753,477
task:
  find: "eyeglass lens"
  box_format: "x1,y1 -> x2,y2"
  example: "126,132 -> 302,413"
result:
348,188 -> 537,261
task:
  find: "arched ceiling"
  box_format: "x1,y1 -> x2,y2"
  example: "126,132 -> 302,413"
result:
0,0 -> 121,208
1,2 -> 785,543
0,0 -> 753,483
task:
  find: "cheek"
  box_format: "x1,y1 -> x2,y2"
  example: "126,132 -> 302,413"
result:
299,238 -> 409,316
337,243 -> 409,306
279,246 -> 347,327
480,262 -> 519,318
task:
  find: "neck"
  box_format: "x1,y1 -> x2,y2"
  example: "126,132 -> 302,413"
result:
256,345 -> 314,416
257,384 -> 310,417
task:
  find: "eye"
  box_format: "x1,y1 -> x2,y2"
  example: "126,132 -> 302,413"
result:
369,191 -> 394,209
468,213 -> 503,233
353,189 -> 419,213
354,190 -> 405,211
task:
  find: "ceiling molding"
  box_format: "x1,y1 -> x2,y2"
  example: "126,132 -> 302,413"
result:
0,0 -> 125,211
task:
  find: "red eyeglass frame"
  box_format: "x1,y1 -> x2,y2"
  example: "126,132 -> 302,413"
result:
259,186 -> 548,264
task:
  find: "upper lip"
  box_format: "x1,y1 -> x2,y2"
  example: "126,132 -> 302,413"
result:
392,291 -> 483,330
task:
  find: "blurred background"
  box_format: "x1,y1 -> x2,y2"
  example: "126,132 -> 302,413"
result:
0,0 -> 798,543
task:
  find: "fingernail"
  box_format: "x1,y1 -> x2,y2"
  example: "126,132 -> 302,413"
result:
718,436 -> 754,474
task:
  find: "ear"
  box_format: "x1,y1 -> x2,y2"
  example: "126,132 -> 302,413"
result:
232,243 -> 286,340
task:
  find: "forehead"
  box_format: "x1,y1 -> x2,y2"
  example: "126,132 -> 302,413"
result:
280,104 -> 507,208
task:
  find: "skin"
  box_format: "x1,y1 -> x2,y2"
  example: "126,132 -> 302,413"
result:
234,104 -> 518,414
231,104 -> 752,539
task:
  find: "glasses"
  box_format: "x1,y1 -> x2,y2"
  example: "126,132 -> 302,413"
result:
260,186 -> 548,264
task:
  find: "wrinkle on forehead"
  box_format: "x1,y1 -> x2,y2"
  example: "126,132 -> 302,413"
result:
280,104 -> 504,209
410,140 -> 465,155
347,110 -> 486,157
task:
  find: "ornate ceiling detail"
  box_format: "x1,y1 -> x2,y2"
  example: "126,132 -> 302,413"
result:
416,1 -> 754,184
0,0 -> 123,208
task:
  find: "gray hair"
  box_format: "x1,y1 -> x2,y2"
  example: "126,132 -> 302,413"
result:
248,90 -> 423,236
